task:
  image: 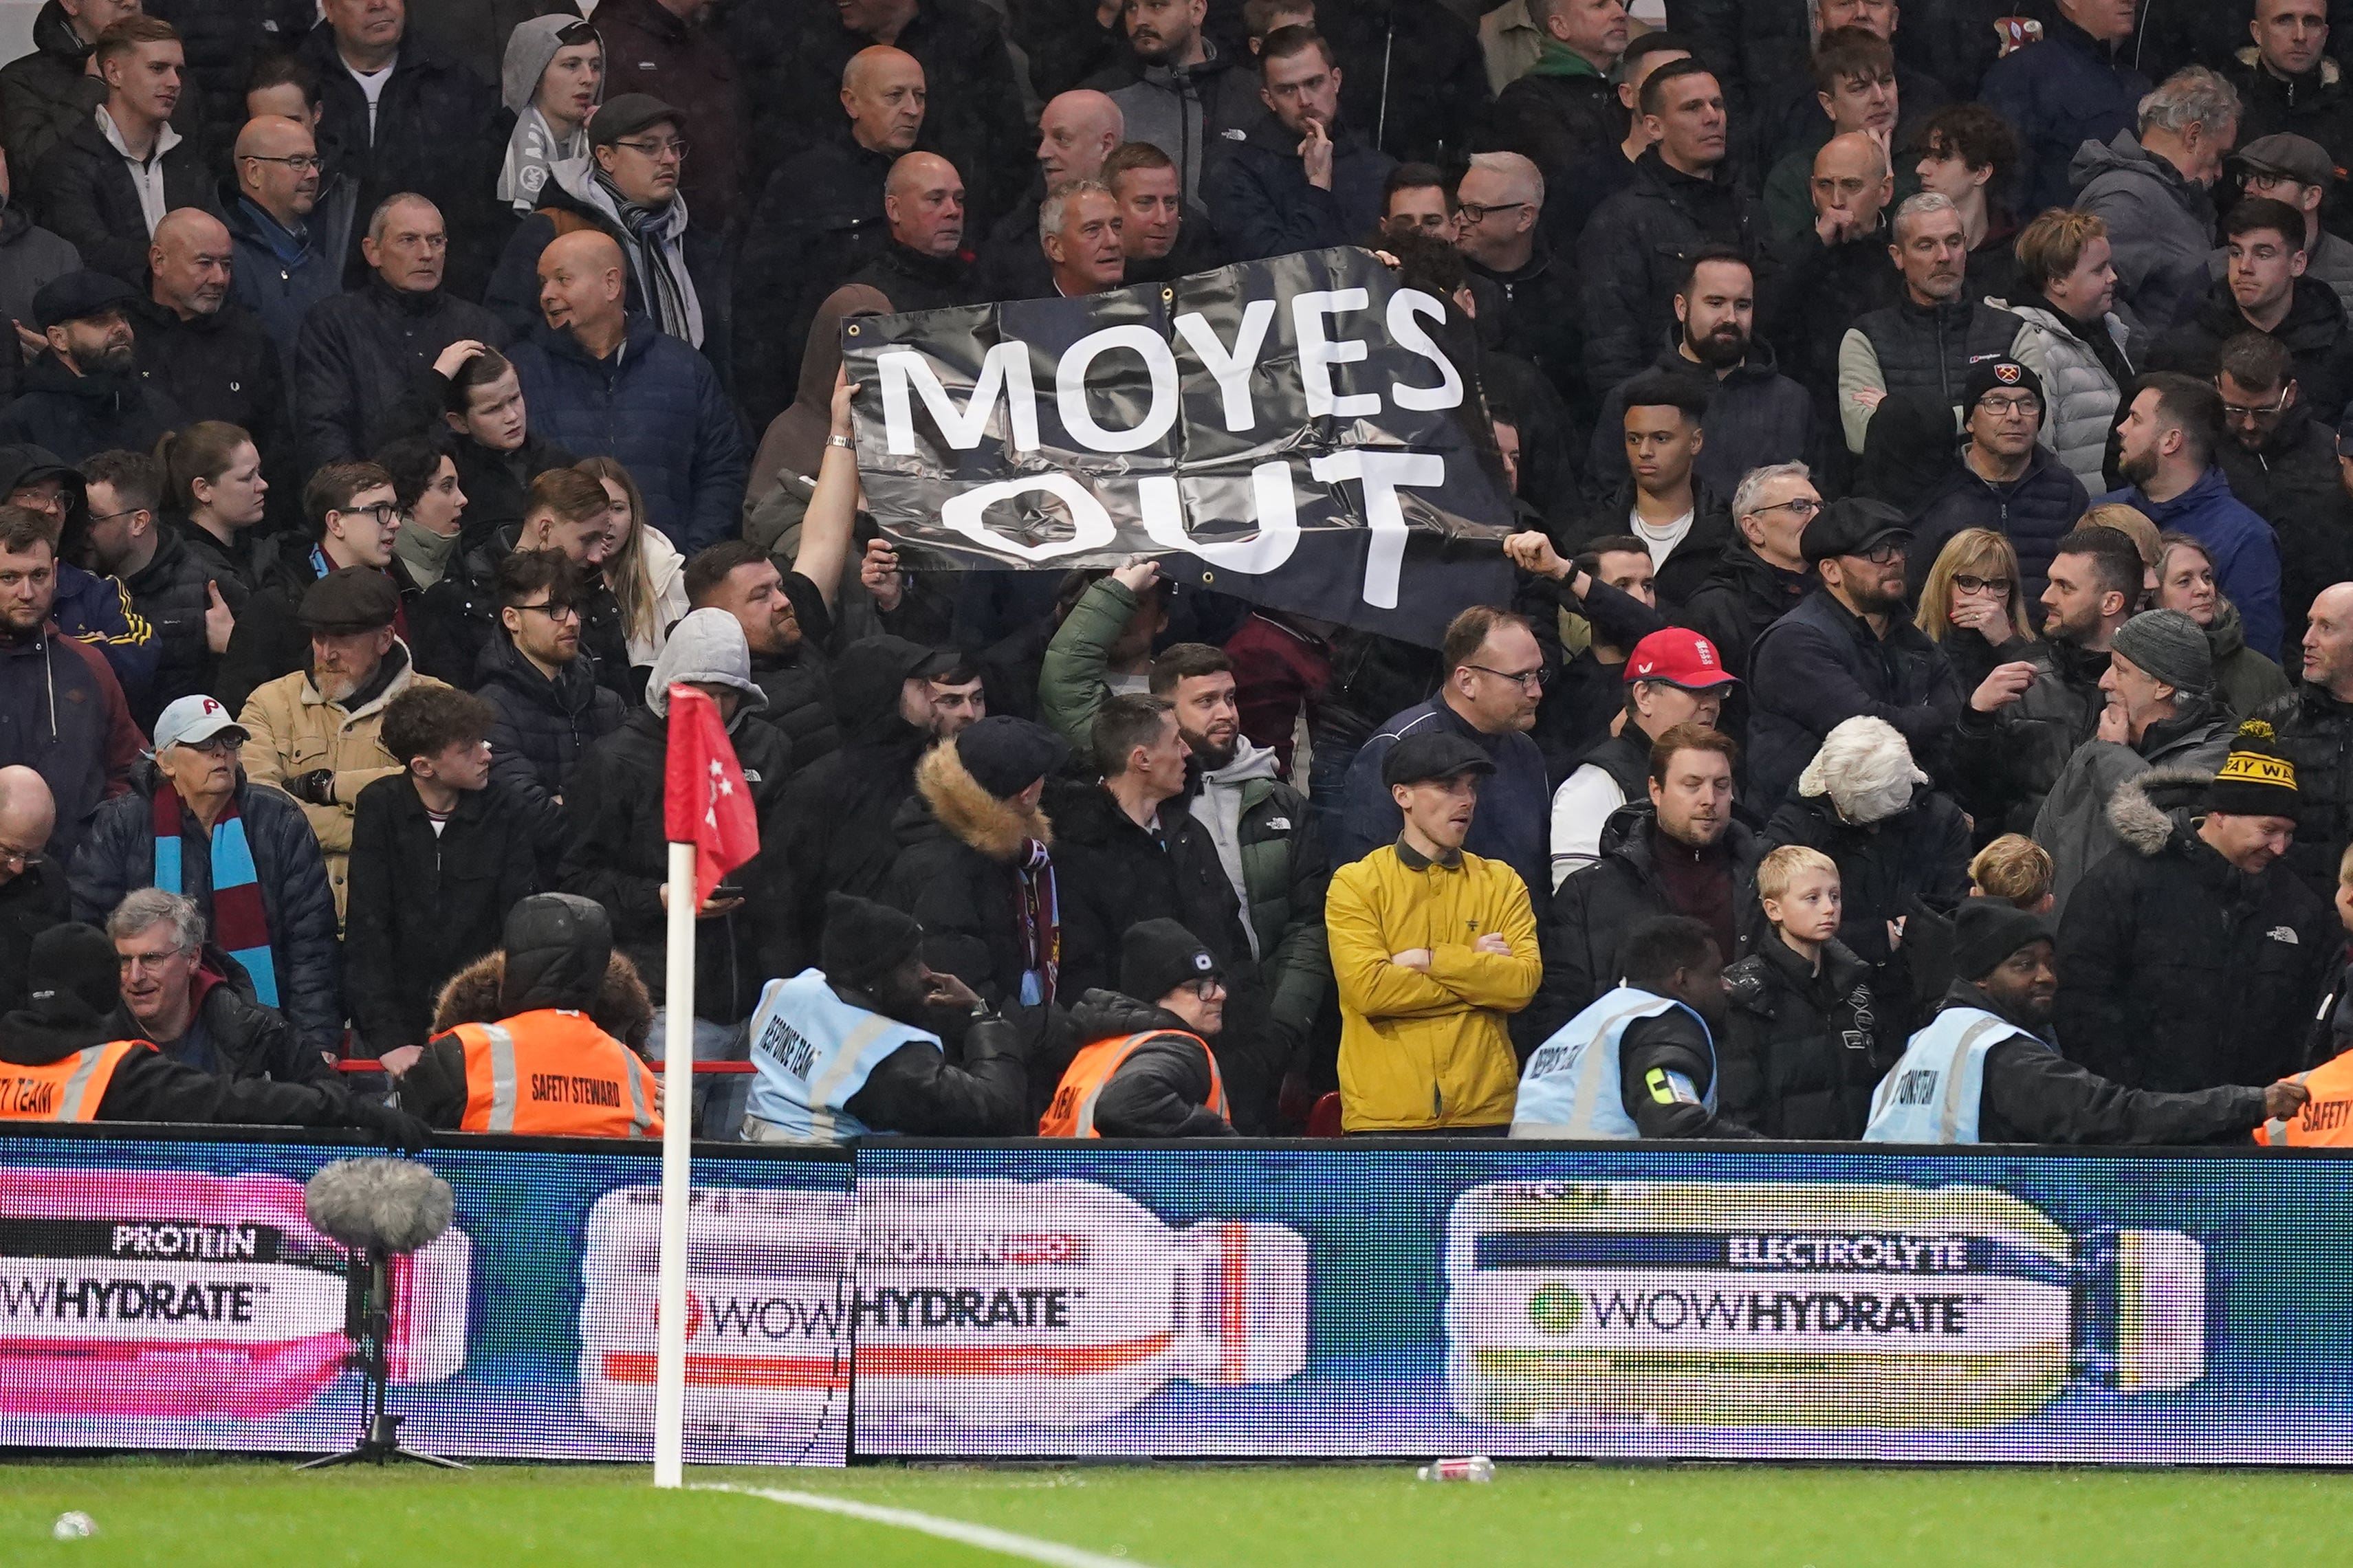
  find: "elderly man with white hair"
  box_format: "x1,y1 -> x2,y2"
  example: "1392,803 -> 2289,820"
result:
2071,66 -> 2244,334
107,886 -> 329,1083
1455,149 -> 1580,399
0,765 -> 63,1016
1760,714 -> 1972,1014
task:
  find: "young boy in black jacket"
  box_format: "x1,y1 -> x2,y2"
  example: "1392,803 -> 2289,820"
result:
343,684 -> 536,1065
1719,845 -> 1890,1138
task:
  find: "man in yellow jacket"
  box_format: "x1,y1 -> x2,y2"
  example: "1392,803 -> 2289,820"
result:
1326,731 -> 1542,1132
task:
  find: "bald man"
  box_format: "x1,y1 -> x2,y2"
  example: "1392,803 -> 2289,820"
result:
975,90 -> 1126,301
128,208 -> 291,447
0,765 -> 64,1017
1453,151 -> 1580,404
510,229 -> 748,552
1756,129 -> 1907,416
293,192 -> 508,470
224,116 -> 360,355
733,46 -> 933,428
845,152 -> 974,313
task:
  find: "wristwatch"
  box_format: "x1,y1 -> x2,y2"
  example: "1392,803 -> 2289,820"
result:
827,434 -> 855,450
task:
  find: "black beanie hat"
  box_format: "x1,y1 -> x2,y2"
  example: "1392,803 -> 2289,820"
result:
820,892 -> 923,986
956,715 -> 1069,798
1951,901 -> 2053,982
1120,918 -> 1221,1006
28,924 -> 121,1023
2201,720 -> 2301,819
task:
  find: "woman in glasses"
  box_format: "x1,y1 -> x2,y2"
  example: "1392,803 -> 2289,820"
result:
2153,530 -> 2291,718
1915,526 -> 2036,700
499,19 -> 603,216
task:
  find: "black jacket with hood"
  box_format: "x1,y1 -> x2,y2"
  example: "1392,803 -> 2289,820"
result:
2055,766 -> 2336,1092
0,353 -> 185,466
1566,474 -> 1736,614
2150,274 -> 2353,426
884,739 -> 1058,1011
1052,988 -> 1236,1138
26,111 -> 218,287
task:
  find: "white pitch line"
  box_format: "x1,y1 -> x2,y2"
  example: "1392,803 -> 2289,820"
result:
692,1481 -> 1163,1568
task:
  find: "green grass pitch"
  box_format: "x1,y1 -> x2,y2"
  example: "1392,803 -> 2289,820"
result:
9,1459 -> 2353,1566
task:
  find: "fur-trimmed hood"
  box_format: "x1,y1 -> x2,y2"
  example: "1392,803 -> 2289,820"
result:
2105,765 -> 2215,857
430,949 -> 655,1051
911,742 -> 1052,863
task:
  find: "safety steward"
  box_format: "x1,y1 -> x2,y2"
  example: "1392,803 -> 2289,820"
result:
397,894 -> 662,1137
1865,903 -> 2305,1144
1510,915 -> 1756,1138
0,924 -> 430,1147
2255,1054 -> 2353,1147
741,892 -> 1031,1143
1041,918 -> 1235,1138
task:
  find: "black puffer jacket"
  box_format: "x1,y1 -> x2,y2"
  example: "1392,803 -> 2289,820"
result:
1907,445 -> 2092,612
2055,766 -> 2336,1091
884,741 -> 1058,1010
2260,679 -> 2353,908
2215,406 -> 2353,652
1718,931 -> 1889,1140
2150,276 -> 2353,426
1052,989 -> 1236,1138
476,632 -> 626,882
1579,148 -> 1762,394
1485,65 -> 1623,184
296,21 -> 503,292
1045,780 -> 1279,1131
1847,297 -> 2029,450
0,355 -> 185,466
118,521 -> 216,727
294,279 -> 511,472
345,772 -> 540,1054
26,113 -> 217,286
1947,637 -> 2110,837
116,947 -> 331,1085
67,764 -> 342,1054
746,573 -> 839,771
1322,0 -> 1491,166
562,707 -> 796,1024
0,861 -> 67,1017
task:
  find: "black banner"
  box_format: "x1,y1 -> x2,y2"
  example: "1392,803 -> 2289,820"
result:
842,247 -> 1515,645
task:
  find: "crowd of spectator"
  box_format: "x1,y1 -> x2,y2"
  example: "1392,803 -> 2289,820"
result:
2,0 -> 2352,1149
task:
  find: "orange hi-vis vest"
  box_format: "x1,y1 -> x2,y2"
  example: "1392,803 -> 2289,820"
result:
0,1039 -> 152,1120
1039,1030 -> 1227,1137
2255,1053 -> 2353,1147
457,1010 -> 661,1138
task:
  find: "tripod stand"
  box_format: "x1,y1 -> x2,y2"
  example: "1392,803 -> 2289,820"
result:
297,1246 -> 468,1472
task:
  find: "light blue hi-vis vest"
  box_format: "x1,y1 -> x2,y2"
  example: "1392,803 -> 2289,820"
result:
742,969 -> 939,1144
1511,986 -> 1716,1139
1862,1006 -> 2024,1144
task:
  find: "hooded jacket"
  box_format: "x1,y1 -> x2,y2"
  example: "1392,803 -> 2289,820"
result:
507,312 -> 749,554
294,276 -> 510,471
1718,930 -> 1888,1140
2001,299 -> 2136,494
2033,713 -> 2237,918
2204,599 -> 2292,720
2151,275 -> 2353,426
475,630 -> 626,878
1092,39 -> 1259,210
0,1 -> 106,174
2069,129 -> 2218,335
1587,335 -> 1819,503
341,770 -> 538,1053
2097,468 -> 2284,661
1192,738 -> 1330,1047
884,740 -> 1058,1009
1054,988 -> 1236,1137
26,108 -> 219,287
0,351 -> 185,465
1579,148 -> 1762,395
561,616 -> 793,1024
1203,115 -> 1397,263
2054,766 -> 2335,1092
68,762 -> 341,1052
1980,12 -> 2152,218
496,14 -> 597,213
397,893 -> 660,1129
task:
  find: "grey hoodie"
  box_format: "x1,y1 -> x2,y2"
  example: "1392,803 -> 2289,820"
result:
646,607 -> 765,725
499,16 -> 598,211
2070,130 -> 2217,335
1192,736 -> 1280,958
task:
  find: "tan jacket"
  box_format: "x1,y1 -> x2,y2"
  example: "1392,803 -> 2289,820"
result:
238,643 -> 446,924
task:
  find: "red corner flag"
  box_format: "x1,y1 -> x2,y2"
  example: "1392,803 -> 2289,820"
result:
662,684 -> 758,905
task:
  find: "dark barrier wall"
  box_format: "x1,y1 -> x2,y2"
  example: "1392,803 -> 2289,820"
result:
6,1129 -> 2351,1464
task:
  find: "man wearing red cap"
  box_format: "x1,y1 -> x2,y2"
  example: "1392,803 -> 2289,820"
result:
1548,628 -> 1736,890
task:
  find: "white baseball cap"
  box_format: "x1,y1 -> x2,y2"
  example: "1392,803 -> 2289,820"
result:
152,694 -> 247,754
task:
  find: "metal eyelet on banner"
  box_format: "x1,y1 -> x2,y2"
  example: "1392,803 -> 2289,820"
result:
845,324 -> 860,336
1200,571 -> 1215,584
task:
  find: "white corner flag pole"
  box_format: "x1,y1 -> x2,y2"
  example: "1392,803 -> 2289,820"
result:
653,837 -> 698,1488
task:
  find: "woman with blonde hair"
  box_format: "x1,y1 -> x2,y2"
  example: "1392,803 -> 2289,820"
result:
1916,527 -> 2036,694
576,456 -> 686,693
2153,531 -> 2290,716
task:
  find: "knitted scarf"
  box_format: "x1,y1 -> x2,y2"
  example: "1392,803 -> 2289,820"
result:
1011,839 -> 1060,1007
593,170 -> 699,344
153,780 -> 278,1008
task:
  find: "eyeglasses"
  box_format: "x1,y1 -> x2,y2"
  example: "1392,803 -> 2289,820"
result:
612,137 -> 688,161
0,843 -> 43,870
1846,542 -> 1906,566
240,153 -> 322,173
1465,663 -> 1548,689
2221,393 -> 2292,422
1951,573 -> 2013,595
342,502 -> 399,526
1749,496 -> 1821,520
1177,976 -> 1225,1000
118,950 -> 191,975
1456,200 -> 1525,225
514,600 -> 582,621
84,507 -> 145,526
174,733 -> 241,757
1976,394 -> 2042,418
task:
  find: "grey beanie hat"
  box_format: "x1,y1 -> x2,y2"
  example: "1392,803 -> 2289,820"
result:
2110,609 -> 2212,695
